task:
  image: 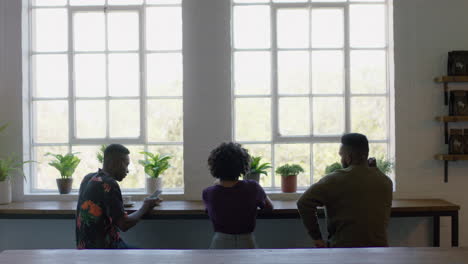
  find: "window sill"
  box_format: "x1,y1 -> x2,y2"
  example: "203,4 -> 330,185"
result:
0,200 -> 303,219
0,199 -> 460,220
20,188 -> 304,201
19,190 -> 185,201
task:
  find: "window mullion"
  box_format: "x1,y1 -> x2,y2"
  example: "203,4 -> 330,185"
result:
71,138 -> 145,145
140,7 -> 147,145
385,2 -> 392,160
309,6 -> 313,185
68,7 -> 75,149
105,9 -> 110,140
308,6 -> 313,139
310,142 -> 314,184
344,4 -> 351,134
271,5 -> 278,188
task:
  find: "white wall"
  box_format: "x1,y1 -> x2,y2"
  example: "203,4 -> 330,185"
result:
393,0 -> 468,247
1,0 -> 468,249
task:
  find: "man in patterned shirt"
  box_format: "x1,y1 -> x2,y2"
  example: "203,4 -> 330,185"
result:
76,144 -> 161,249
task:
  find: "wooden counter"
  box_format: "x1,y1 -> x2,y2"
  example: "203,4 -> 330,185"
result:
0,199 -> 459,216
0,199 -> 460,247
1,248 -> 468,264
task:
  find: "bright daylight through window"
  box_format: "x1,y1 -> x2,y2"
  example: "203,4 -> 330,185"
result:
29,0 -> 183,193
232,0 -> 391,189
28,0 -> 392,195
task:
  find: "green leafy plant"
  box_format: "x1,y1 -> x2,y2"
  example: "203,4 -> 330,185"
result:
376,157 -> 394,175
0,157 -> 31,182
275,163 -> 304,177
324,157 -> 394,175
248,156 -> 272,176
0,122 -> 8,134
139,152 -> 172,178
325,162 -> 343,174
96,144 -> 107,164
0,123 -> 32,182
46,153 -> 81,179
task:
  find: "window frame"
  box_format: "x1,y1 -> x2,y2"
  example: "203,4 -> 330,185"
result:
20,0 -> 393,199
27,0 -> 184,195
232,0 -> 392,190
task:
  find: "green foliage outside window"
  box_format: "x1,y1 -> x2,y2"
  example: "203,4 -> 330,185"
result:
96,144 -> 107,164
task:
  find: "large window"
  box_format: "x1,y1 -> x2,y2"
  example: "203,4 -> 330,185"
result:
232,0 -> 391,189
29,0 -> 183,193
26,0 -> 393,196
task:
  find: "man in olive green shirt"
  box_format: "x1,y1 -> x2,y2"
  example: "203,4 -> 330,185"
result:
297,133 -> 393,248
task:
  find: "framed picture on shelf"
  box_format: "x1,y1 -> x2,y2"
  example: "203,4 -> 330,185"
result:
449,129 -> 464,154
448,51 -> 468,76
449,90 -> 468,116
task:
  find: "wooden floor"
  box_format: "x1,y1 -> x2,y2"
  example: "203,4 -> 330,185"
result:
0,248 -> 467,264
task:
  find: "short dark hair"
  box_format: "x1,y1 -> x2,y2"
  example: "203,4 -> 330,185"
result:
207,142 -> 250,181
341,133 -> 369,156
103,144 -> 130,165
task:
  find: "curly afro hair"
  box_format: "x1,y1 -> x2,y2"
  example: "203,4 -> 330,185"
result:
207,142 -> 251,181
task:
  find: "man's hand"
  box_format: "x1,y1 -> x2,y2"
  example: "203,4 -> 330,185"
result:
143,197 -> 162,212
118,198 -> 163,232
368,157 -> 377,167
314,240 -> 327,248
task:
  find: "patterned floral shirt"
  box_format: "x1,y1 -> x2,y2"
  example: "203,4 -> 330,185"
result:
76,169 -> 126,249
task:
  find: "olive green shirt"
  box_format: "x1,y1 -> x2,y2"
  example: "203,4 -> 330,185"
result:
297,165 -> 393,248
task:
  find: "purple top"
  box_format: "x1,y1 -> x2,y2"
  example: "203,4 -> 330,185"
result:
202,180 -> 267,235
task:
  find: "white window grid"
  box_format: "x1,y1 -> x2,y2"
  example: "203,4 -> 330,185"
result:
28,0 -> 183,194
231,0 -> 391,190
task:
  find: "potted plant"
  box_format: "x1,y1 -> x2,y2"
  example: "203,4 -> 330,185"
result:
139,151 -> 171,194
375,158 -> 394,175
96,144 -> 107,164
46,153 -> 81,194
325,162 -> 343,175
275,164 -> 304,193
0,122 -> 7,134
0,123 -> 31,204
0,157 -> 30,204
324,157 -> 394,175
244,156 -> 271,183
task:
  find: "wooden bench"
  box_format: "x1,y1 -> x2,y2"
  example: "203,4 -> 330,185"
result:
0,199 -> 459,247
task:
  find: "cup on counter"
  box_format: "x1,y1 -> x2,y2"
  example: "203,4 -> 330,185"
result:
123,196 -> 132,205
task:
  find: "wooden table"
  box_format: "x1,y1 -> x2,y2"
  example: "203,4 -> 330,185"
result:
1,248 -> 468,264
0,199 -> 459,247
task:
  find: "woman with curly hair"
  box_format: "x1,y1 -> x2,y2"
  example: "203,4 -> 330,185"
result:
202,142 -> 273,249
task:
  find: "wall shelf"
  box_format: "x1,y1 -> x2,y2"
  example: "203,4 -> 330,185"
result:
434,76 -> 468,83
435,155 -> 468,183
436,116 -> 468,122
434,76 -> 468,182
435,154 -> 468,161
435,116 -> 468,144
434,76 -> 468,105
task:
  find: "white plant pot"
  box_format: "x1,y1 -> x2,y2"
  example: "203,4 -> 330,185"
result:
0,180 -> 12,205
146,177 -> 162,194
243,172 -> 260,182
